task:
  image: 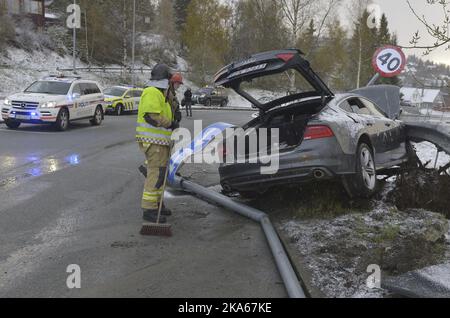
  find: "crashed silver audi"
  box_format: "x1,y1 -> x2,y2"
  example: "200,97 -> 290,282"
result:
214,49 -> 409,198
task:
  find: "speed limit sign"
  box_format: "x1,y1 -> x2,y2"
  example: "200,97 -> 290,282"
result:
372,45 -> 406,78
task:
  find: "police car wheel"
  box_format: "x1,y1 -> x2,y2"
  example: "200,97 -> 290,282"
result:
4,120 -> 21,129
205,99 -> 211,107
220,99 -> 228,107
90,106 -> 103,126
54,108 -> 69,131
115,104 -> 123,116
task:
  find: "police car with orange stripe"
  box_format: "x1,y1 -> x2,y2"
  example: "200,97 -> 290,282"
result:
1,75 -> 105,131
104,85 -> 143,116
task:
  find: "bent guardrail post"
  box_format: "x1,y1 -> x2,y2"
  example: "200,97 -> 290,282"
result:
405,122 -> 450,156
168,123 -> 306,298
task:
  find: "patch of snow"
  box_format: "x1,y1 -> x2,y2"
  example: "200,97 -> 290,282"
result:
414,142 -> 450,169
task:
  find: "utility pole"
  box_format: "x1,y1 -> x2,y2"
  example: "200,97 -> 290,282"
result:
131,0 -> 136,108
131,0 -> 136,87
73,0 -> 77,74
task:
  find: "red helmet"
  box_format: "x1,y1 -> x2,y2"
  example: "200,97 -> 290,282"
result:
170,73 -> 183,85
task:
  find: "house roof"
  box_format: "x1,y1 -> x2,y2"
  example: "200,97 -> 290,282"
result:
400,87 -> 442,104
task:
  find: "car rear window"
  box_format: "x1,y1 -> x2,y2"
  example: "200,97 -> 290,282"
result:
239,71 -> 315,105
80,83 -> 101,95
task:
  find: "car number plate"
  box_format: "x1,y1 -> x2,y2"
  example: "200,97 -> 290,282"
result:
15,114 -> 31,120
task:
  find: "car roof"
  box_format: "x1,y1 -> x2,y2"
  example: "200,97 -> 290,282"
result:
40,77 -> 100,85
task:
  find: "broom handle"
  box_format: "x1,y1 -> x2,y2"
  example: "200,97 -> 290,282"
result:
156,142 -> 173,224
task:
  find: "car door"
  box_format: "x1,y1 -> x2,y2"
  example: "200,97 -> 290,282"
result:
348,97 -> 391,167
77,83 -> 93,118
88,83 -> 103,115
70,84 -> 83,119
360,98 -> 407,165
122,89 -> 132,111
132,89 -> 142,111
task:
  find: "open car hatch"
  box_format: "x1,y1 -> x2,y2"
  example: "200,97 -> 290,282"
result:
214,49 -> 334,112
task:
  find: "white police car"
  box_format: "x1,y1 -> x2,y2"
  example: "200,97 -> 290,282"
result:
1,76 -> 105,131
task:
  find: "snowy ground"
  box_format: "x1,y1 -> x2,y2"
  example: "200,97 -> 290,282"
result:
278,141 -> 450,298
0,47 -> 191,96
414,141 -> 450,169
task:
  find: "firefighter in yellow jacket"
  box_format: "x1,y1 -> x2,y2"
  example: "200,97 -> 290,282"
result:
136,64 -> 183,223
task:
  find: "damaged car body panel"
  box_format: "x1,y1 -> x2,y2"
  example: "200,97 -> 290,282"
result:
215,49 -> 409,197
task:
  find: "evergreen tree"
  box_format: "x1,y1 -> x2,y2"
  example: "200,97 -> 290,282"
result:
349,10 -> 378,88
156,0 -> 178,48
183,0 -> 231,85
231,0 -> 288,60
174,0 -> 191,34
315,19 -> 350,91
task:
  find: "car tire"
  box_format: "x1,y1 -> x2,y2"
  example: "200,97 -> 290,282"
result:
4,120 -> 21,129
205,99 -> 212,107
343,143 -> 378,198
115,104 -> 123,116
220,99 -> 228,107
90,106 -> 103,126
54,108 -> 69,131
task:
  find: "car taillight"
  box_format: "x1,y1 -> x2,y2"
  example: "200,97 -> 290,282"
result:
276,53 -> 295,62
304,125 -> 334,140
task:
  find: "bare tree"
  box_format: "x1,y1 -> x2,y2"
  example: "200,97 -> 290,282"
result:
279,0 -> 316,46
404,0 -> 450,55
279,0 -> 341,90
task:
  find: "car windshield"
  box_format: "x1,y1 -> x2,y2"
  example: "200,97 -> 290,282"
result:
104,87 -> 127,97
24,81 -> 72,95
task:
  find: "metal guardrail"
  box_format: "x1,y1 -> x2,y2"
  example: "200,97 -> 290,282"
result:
173,176 -> 307,299
404,121 -> 450,156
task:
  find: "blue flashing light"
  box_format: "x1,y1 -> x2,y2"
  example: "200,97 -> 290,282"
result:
68,154 -> 80,165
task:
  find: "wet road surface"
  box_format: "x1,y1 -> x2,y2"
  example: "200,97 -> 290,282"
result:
0,111 -> 287,298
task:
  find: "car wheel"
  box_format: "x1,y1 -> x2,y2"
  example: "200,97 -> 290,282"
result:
54,108 -> 69,131
115,104 -> 123,116
90,106 -> 103,126
4,120 -> 21,129
205,99 -> 211,107
343,143 -> 378,198
220,99 -> 228,107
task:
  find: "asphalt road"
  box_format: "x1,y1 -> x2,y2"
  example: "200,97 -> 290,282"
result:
0,110 -> 287,298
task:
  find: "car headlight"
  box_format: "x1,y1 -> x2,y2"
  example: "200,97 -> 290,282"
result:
4,98 -> 11,106
41,101 -> 57,108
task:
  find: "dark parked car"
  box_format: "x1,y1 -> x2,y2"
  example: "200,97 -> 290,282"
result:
214,49 -> 409,198
192,86 -> 229,107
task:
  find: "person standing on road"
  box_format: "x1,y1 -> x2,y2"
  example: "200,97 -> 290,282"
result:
184,88 -> 193,118
136,64 -> 183,224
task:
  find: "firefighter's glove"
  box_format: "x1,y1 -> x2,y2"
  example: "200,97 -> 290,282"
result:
174,110 -> 182,122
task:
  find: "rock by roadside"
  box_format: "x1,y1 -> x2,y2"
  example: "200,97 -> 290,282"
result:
280,207 -> 449,298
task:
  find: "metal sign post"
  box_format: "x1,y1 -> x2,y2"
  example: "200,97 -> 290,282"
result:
132,0 -> 136,108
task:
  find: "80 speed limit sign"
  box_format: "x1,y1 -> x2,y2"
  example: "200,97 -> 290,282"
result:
372,45 -> 406,78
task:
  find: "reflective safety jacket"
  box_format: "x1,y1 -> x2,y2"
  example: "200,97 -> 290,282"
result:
136,87 -> 174,146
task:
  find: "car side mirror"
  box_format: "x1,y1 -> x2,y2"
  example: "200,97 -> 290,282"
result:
72,93 -> 81,99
